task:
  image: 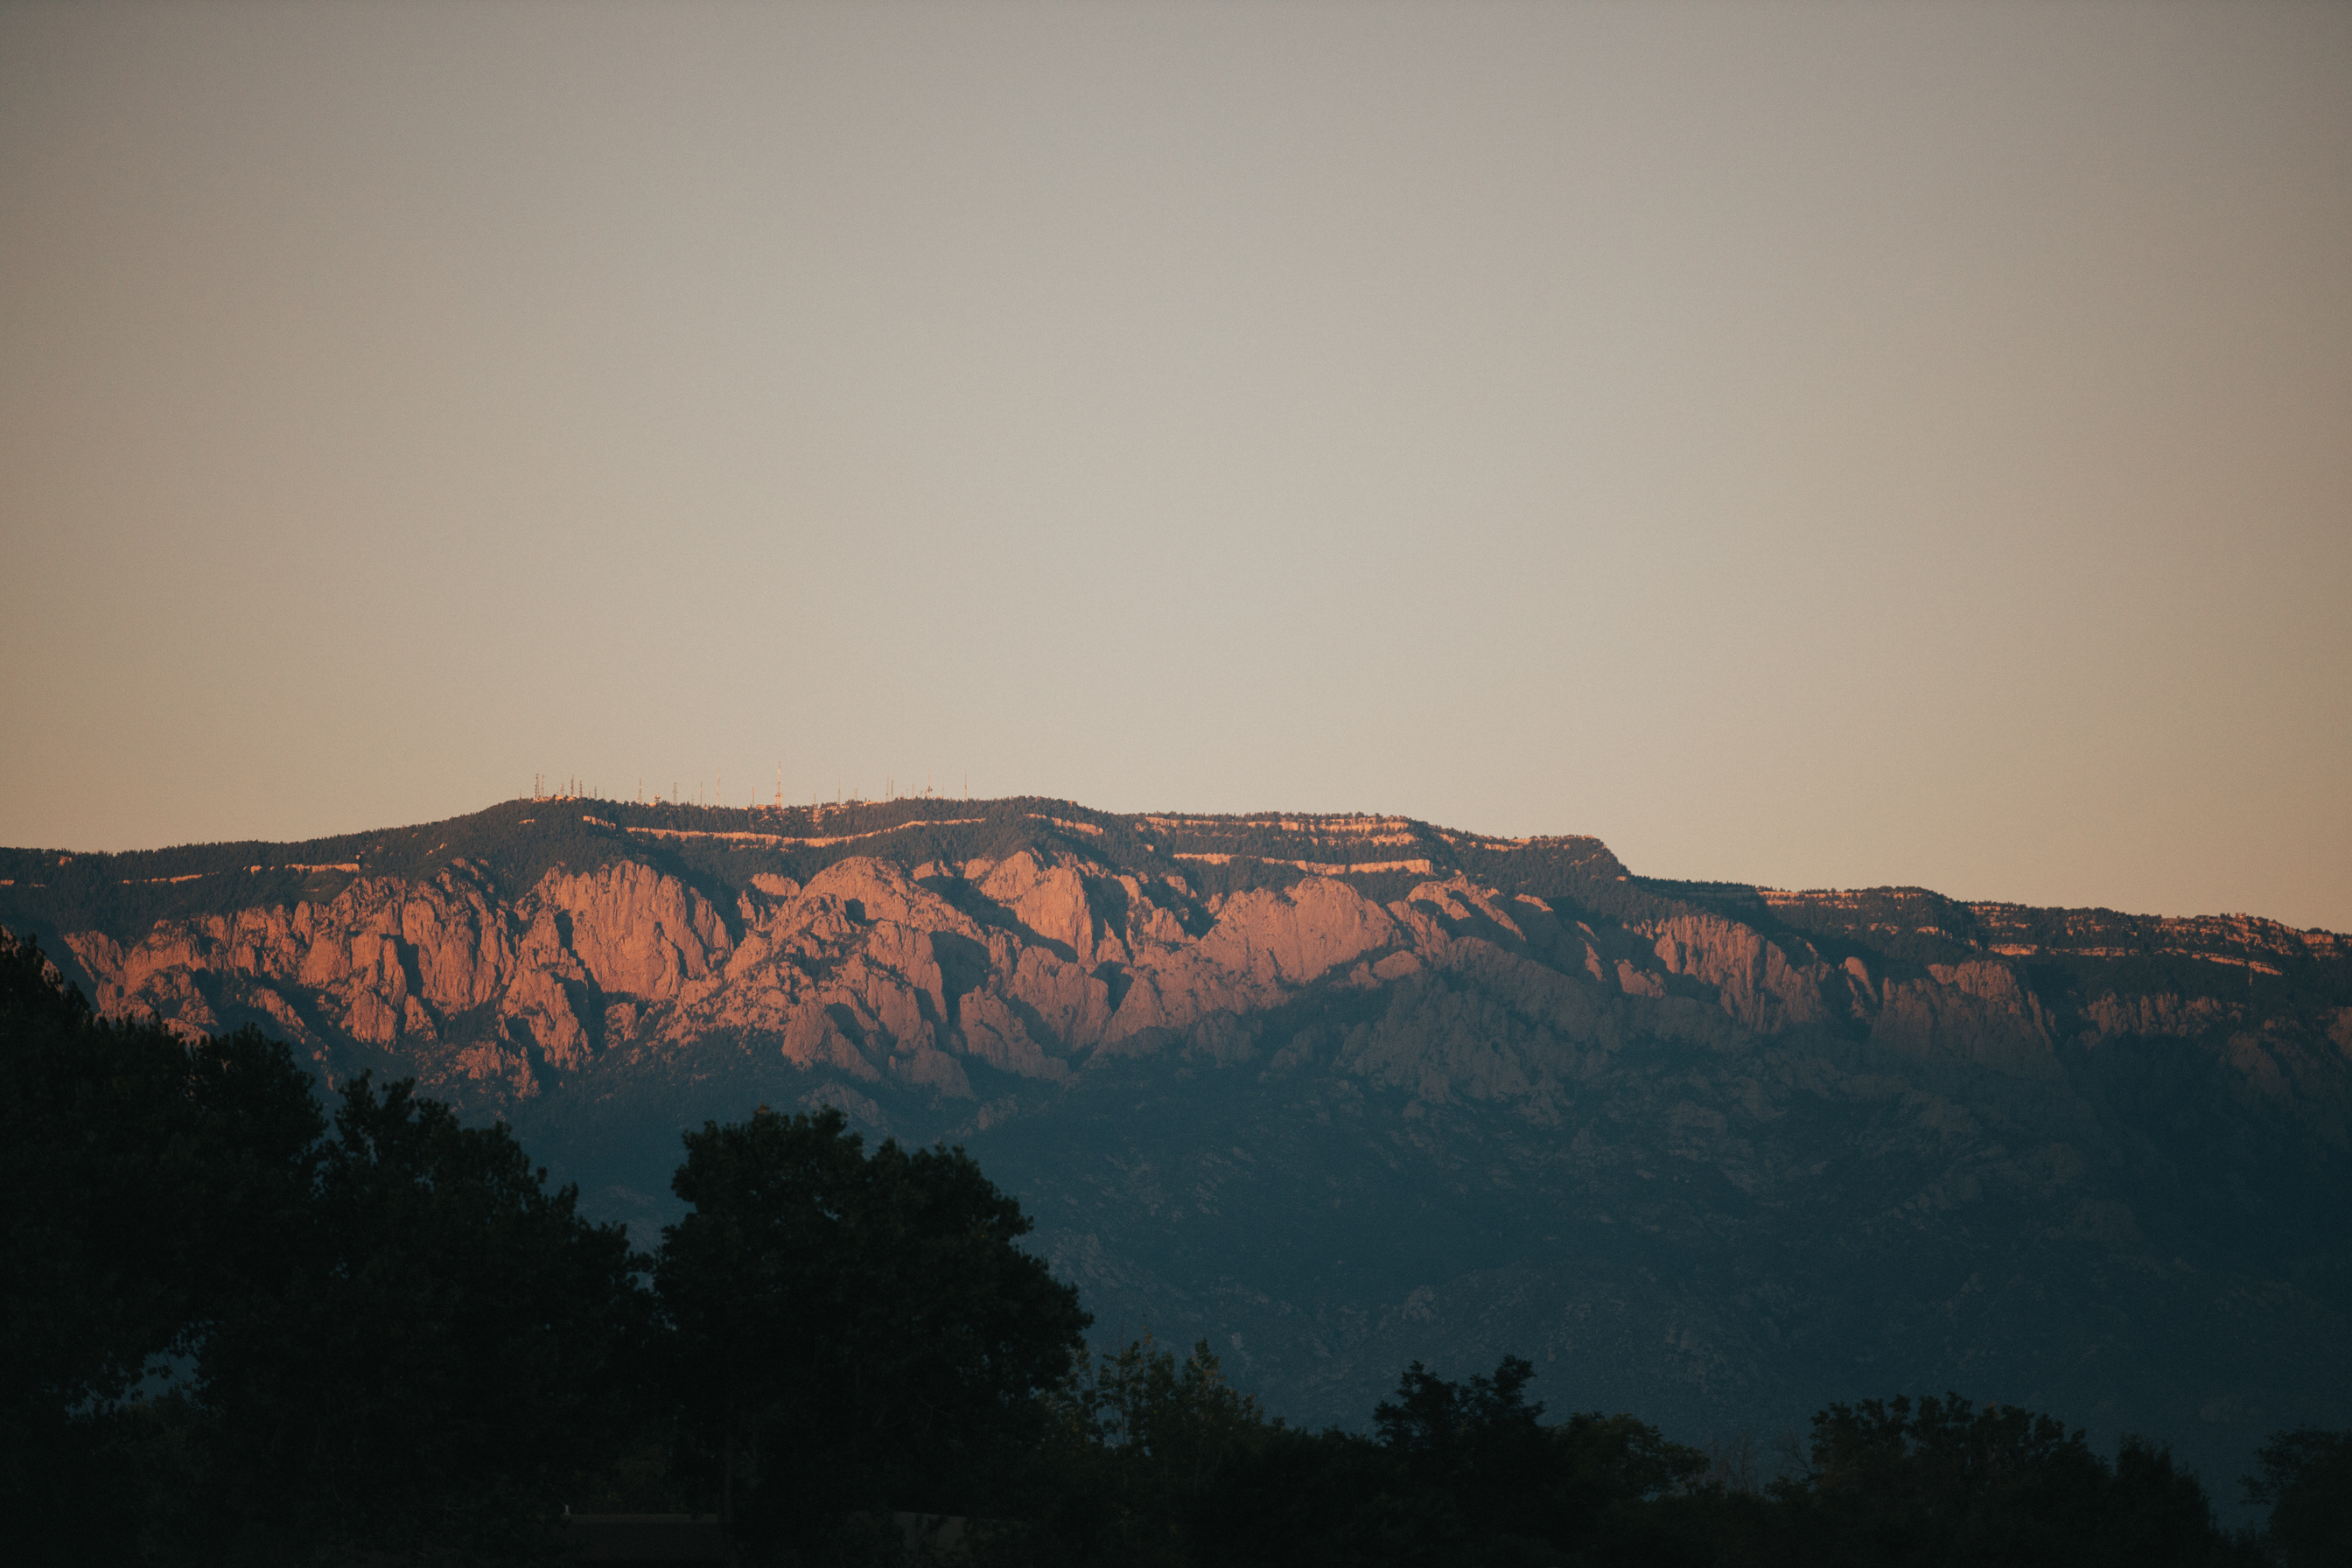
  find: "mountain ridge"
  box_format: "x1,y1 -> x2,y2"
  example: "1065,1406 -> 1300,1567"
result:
6,794 -> 2348,1500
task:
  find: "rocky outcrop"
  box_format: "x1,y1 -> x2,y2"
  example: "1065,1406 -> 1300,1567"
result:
532,860 -> 730,1001
64,838 -> 2236,1107
63,859 -> 729,1090
1643,913 -> 1844,1033
2081,990 -> 2239,1040
68,866 -> 521,1052
1872,960 -> 2059,1074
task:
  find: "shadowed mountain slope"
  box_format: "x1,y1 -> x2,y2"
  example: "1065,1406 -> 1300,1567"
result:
7,794 -> 2348,1495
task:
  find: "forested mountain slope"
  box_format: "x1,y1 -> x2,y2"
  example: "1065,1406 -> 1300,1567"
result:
7,794 -> 2348,1494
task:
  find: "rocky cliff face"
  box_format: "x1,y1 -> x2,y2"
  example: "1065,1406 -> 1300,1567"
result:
60,856 -> 737,1094
63,848 -> 1634,1098
56,833 -> 2342,1139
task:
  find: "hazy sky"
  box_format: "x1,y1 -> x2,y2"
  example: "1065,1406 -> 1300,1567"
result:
4,2 -> 2347,929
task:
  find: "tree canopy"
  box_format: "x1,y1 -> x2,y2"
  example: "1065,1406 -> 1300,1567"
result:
2,934 -> 321,1550
2243,1426 -> 2352,1568
655,1104 -> 1090,1552
184,1074 -> 650,1562
3,933 -> 645,1564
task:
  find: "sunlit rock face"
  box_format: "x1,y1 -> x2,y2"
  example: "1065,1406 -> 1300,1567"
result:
62,850 -> 1558,1096
58,839 -> 2126,1108
10,796 -> 2350,1495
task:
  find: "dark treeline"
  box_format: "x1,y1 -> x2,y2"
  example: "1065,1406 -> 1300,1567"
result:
4,933 -> 2345,1568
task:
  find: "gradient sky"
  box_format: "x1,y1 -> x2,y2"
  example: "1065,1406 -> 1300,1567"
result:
4,1 -> 2347,930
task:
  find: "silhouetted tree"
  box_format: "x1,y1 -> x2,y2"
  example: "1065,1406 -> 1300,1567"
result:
1,933 -> 321,1558
1051,1334 -> 1276,1491
1376,1354 -> 1558,1543
1180,1354 -> 1708,1567
1182,1421 -> 1459,1568
1800,1393 -> 2109,1564
183,1074 -> 652,1563
990,1335 -> 1281,1565
2244,1427 -> 2352,1568
1788,1393 -> 2242,1568
1376,1355 -> 1709,1560
655,1105 -> 1088,1557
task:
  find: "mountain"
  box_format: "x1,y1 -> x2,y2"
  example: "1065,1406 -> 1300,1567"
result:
6,794 -> 2348,1494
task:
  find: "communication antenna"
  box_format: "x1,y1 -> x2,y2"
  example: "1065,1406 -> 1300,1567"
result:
775,764 -> 782,810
